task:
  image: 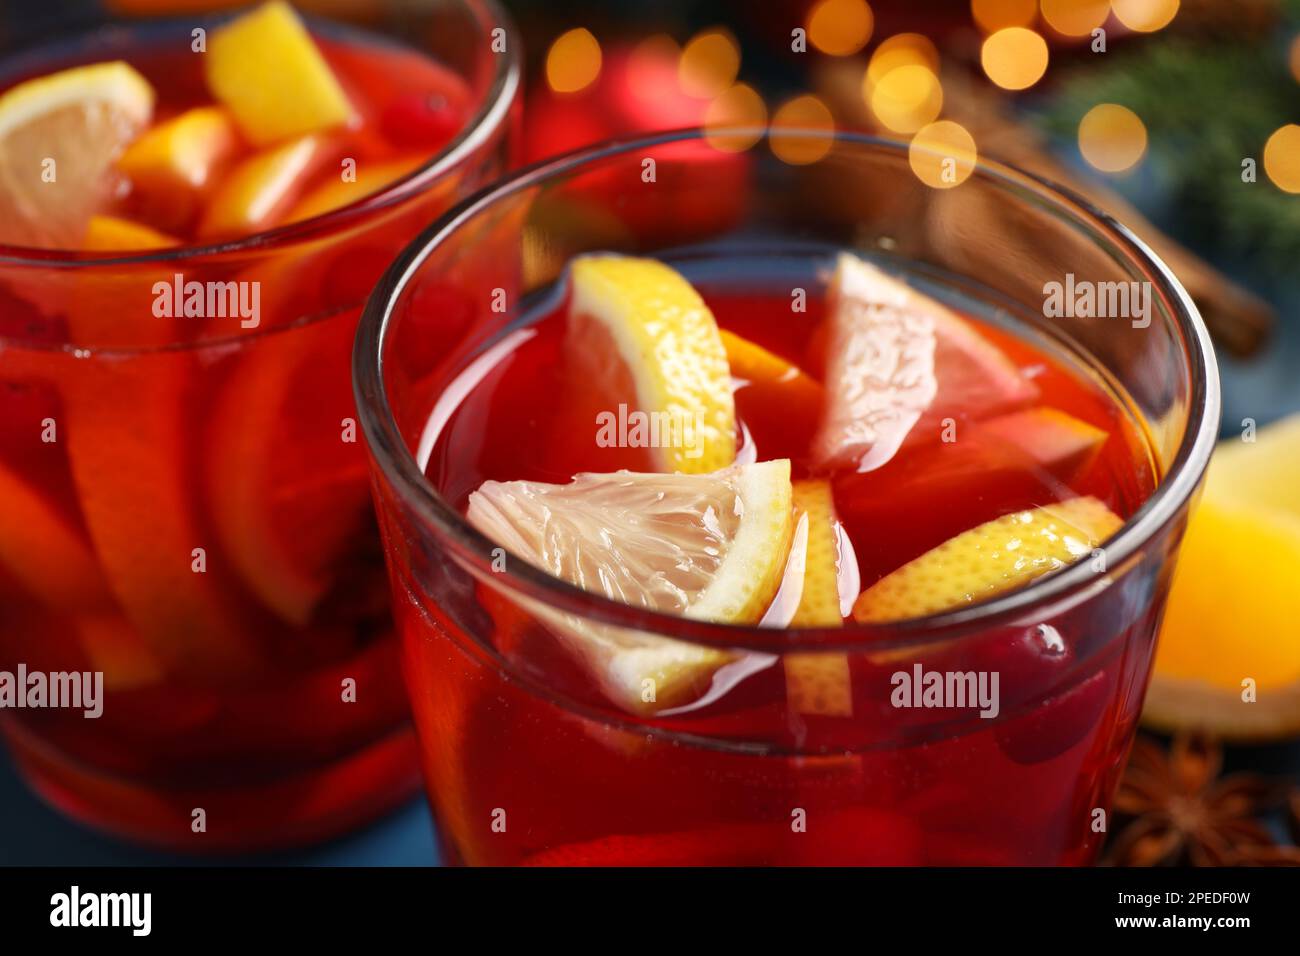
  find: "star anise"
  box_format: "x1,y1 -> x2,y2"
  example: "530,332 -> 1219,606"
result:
1103,732 -> 1283,866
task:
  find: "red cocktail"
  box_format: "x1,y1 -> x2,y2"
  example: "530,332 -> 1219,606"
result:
358,131 -> 1218,866
0,0 -> 517,850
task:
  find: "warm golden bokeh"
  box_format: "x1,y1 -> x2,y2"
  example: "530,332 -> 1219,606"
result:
1289,34 -> 1300,84
806,0 -> 874,56
545,28 -> 602,94
770,94 -> 835,164
1111,0 -> 1180,32
1264,124 -> 1300,193
868,64 -> 943,133
1039,0 -> 1110,37
1078,103 -> 1148,173
981,27 -> 1049,90
679,28 -> 741,98
866,33 -> 940,85
971,0 -> 1038,32
909,120 -> 978,189
703,83 -> 767,152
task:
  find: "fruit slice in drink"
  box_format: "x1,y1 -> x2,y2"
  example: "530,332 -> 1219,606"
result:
854,496 -> 1122,622
567,254 -> 736,473
466,460 -> 795,713
0,61 -> 153,248
783,479 -> 856,717
814,253 -> 1037,472
207,312 -> 371,628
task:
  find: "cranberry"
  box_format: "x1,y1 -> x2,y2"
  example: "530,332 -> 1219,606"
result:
380,92 -> 465,152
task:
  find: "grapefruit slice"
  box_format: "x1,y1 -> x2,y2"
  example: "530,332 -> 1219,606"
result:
854,496 -> 1123,622
784,479 -> 857,717
567,255 -> 735,474
0,61 -> 154,247
814,253 -> 1036,471
1145,414 -> 1300,739
466,460 -> 794,712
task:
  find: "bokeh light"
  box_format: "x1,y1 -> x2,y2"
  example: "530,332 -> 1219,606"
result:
679,28 -> 741,98
866,33 -> 940,85
981,27 -> 1049,89
868,63 -> 943,133
807,0 -> 874,56
1039,0 -> 1110,37
971,0 -> 1038,32
1078,104 -> 1148,173
703,83 -> 767,152
770,94 -> 835,164
909,121 -> 978,188
1111,0 -> 1180,32
1289,34 -> 1300,83
545,28 -> 602,94
1263,125 -> 1300,193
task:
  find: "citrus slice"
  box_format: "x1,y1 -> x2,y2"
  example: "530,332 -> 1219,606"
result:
285,153 -> 426,223
466,460 -> 794,712
0,61 -> 154,248
854,496 -> 1123,622
1145,414 -> 1300,739
567,254 -> 735,473
83,214 -> 178,251
814,253 -> 1036,472
205,1 -> 355,147
784,479 -> 857,717
197,133 -> 331,239
207,311 -> 371,627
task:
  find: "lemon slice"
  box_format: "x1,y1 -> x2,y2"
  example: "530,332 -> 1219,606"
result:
0,61 -> 154,248
854,496 -> 1122,622
784,479 -> 857,717
1145,414 -> 1300,740
568,254 -> 736,473
466,460 -> 794,712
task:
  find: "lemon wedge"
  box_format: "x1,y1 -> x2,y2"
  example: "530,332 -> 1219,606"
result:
467,460 -> 794,712
0,61 -> 154,247
854,496 -> 1122,622
568,254 -> 736,473
1146,414 -> 1300,739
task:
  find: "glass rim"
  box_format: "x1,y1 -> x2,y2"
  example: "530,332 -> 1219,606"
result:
354,127 -> 1221,654
0,0 -> 521,268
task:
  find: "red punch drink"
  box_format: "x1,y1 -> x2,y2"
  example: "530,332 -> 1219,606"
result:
358,132 -> 1218,866
0,0 -> 517,849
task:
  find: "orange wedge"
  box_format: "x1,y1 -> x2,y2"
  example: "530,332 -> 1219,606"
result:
854,496 -> 1123,622
83,214 -> 178,251
784,479 -> 856,717
1145,414 -> 1300,739
285,153 -> 426,223
198,133 -> 331,239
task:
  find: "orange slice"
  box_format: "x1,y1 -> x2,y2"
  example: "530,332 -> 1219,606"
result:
854,496 -> 1123,622
784,479 -> 856,717
83,214 -> 178,251
207,312 -> 371,626
1145,414 -> 1300,739
466,460 -> 794,712
198,133 -> 331,239
814,253 -> 1036,471
205,1 -> 356,147
285,153 -> 426,223
0,61 -> 154,247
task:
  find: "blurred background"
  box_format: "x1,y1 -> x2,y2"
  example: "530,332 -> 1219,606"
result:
1,0 -> 1297,866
